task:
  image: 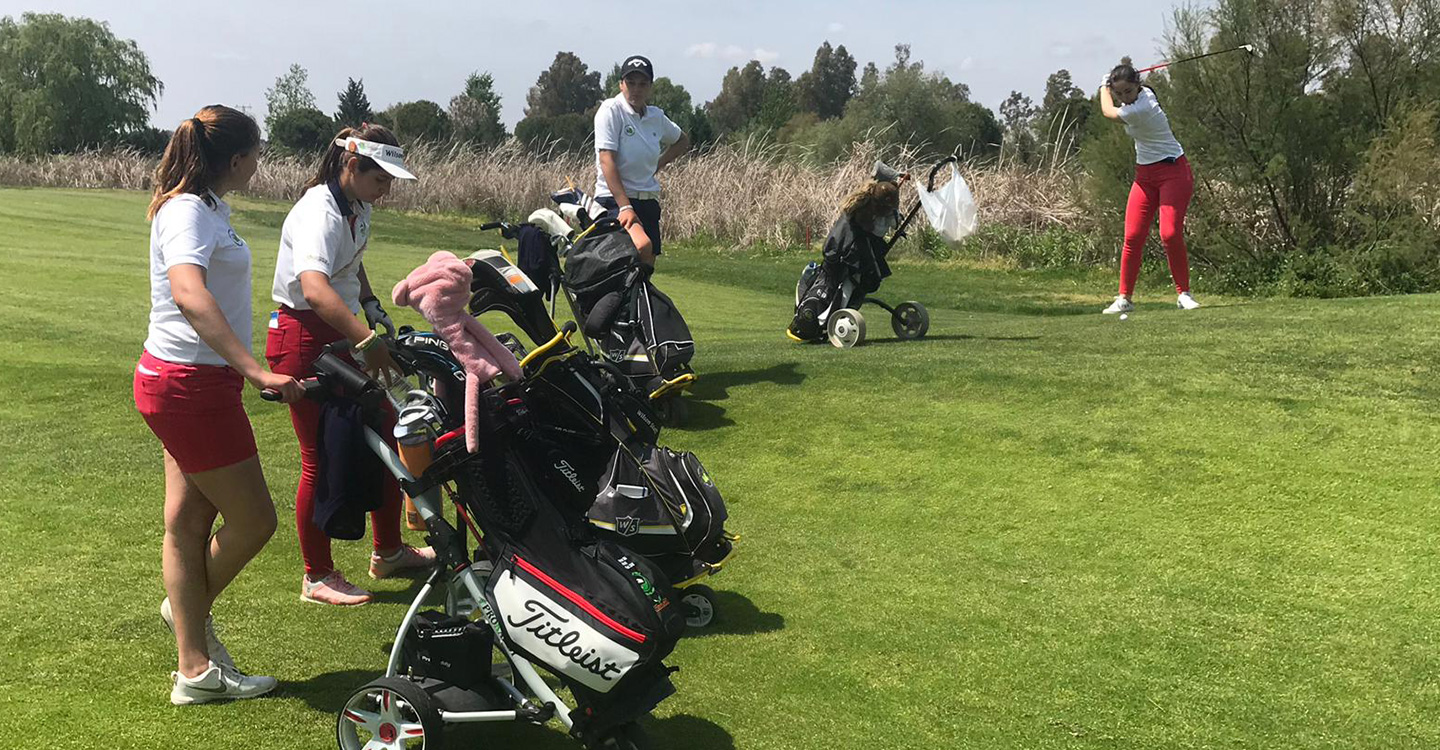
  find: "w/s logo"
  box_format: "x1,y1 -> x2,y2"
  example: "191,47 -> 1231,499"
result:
616,516 -> 640,537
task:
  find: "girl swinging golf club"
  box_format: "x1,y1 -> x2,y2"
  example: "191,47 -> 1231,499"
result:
1099,56 -> 1201,315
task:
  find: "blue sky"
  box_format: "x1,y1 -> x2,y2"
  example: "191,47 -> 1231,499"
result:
5,0 -> 1186,130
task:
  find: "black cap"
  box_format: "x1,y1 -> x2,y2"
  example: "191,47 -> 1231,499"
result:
621,55 -> 654,82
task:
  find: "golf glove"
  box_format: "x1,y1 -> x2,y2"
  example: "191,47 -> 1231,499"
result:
362,297 -> 395,337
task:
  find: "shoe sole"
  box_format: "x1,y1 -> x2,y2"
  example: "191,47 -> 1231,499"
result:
299,592 -> 372,606
171,681 -> 278,705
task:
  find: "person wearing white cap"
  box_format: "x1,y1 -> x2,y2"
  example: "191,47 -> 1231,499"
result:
266,123 -> 434,607
594,54 -> 691,264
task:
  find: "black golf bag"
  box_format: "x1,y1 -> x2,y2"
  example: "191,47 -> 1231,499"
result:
789,216 -> 891,343
587,444 -> 733,585
450,392 -> 686,735
565,225 -> 695,388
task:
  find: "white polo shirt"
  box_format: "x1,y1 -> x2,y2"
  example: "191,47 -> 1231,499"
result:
144,192 -> 252,366
1118,87 -> 1185,165
593,94 -> 683,198
272,181 -> 372,313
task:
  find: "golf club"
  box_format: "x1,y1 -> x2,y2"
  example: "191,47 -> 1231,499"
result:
1138,44 -> 1255,75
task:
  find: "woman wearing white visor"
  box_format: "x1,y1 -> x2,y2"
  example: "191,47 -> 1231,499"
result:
267,124 -> 434,606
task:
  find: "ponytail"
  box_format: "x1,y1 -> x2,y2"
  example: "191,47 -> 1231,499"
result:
148,105 -> 260,220
304,122 -> 401,191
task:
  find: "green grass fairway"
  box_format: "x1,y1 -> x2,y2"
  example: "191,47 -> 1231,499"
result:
2,188 -> 1438,749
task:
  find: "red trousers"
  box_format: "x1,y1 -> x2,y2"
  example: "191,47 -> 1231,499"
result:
1120,156 -> 1194,296
265,307 -> 402,578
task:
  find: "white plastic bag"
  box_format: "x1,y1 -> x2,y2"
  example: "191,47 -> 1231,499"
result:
914,164 -> 978,242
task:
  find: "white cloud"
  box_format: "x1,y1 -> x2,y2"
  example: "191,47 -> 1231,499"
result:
686,42 -> 719,59
959,56 -> 975,71
686,42 -> 779,65
1049,44 -> 1074,57
827,21 -> 845,33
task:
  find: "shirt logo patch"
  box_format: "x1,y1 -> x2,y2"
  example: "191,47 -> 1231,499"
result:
228,229 -> 245,247
624,124 -> 636,137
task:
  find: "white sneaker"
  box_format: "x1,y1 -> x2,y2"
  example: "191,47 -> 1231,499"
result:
1177,292 -> 1201,310
160,597 -> 235,670
170,661 -> 277,705
1102,296 -> 1135,315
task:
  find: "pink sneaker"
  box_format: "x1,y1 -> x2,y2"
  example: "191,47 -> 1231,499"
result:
300,571 -> 373,606
369,545 -> 437,579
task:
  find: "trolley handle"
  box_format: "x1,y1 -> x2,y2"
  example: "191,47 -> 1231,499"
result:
479,221 -> 520,240
260,378 -> 325,402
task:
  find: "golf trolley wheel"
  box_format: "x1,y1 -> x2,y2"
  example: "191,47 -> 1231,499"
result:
337,676 -> 445,750
827,308 -> 866,349
681,584 -> 717,629
891,301 -> 930,340
589,721 -> 652,750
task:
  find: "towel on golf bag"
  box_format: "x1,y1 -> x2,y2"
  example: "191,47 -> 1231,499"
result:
514,223 -> 561,301
588,445 -> 729,567
312,396 -> 386,540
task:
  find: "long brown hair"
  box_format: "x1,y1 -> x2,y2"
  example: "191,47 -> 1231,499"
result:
147,105 -> 260,220
840,180 -> 901,224
304,123 -> 401,191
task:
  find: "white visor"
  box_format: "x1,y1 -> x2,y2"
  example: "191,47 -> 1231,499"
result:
334,137 -> 416,180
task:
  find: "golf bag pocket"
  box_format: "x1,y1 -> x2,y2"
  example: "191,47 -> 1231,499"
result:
589,445 -> 728,559
634,281 -> 694,378
485,540 -> 683,694
790,261 -> 836,342
565,229 -> 642,318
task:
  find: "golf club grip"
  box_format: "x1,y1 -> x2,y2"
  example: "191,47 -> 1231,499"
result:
480,221 -> 503,231
260,389 -> 282,402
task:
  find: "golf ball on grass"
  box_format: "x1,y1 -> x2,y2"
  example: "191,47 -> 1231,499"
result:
1119,313 -> 1129,320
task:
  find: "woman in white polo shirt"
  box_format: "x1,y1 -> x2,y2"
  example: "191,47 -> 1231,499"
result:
594,54 -> 692,263
1098,56 -> 1201,315
135,105 -> 302,704
267,123 -> 433,606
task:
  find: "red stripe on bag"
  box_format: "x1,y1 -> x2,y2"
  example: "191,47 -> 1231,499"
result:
513,555 -> 647,644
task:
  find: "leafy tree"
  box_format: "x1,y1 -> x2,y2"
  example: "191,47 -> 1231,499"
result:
334,77 -> 373,129
525,52 -> 602,117
1035,69 -> 1090,158
450,72 -> 506,148
707,61 -> 768,135
839,44 -> 1000,159
381,100 -> 451,144
268,107 -> 335,152
0,13 -> 162,154
514,112 -> 592,153
795,41 -> 858,119
265,63 -> 317,136
707,62 -> 797,137
999,90 -> 1039,163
